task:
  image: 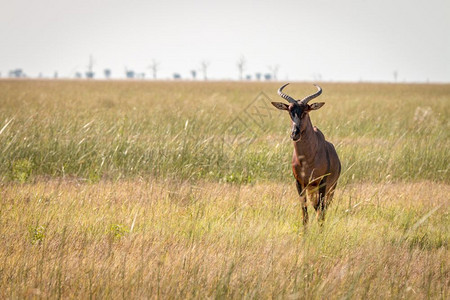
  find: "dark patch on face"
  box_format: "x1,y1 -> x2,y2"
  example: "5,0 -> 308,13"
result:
288,103 -> 308,140
288,103 -> 306,119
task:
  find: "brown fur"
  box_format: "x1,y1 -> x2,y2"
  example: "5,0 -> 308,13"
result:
291,115 -> 341,224
272,84 -> 341,224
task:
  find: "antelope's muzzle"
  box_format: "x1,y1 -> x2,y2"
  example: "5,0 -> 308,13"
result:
291,125 -> 301,141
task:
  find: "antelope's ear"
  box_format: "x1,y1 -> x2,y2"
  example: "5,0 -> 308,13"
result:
308,102 -> 325,111
271,102 -> 289,110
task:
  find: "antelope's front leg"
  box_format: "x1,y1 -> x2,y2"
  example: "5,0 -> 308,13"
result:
296,180 -> 308,225
317,182 -> 327,223
301,196 -> 308,225
308,189 -> 324,223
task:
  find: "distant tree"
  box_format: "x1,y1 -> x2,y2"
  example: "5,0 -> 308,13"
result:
268,65 -> 279,81
9,69 -> 23,78
104,69 -> 111,79
191,70 -> 197,80
148,59 -> 160,79
54,71 -> 58,79
255,72 -> 262,81
237,56 -> 246,80
200,60 -> 210,81
75,72 -> 82,79
264,73 -> 272,81
393,70 -> 398,82
245,74 -> 252,80
85,71 -> 94,79
125,68 -> 135,79
173,73 -> 181,80
85,55 -> 95,79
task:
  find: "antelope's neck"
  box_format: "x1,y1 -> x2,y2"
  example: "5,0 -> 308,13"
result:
293,117 -> 317,163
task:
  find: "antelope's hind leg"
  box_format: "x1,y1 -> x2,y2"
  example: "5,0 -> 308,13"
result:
296,180 -> 308,225
315,180 -> 327,223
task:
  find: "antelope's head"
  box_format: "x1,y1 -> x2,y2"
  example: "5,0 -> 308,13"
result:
271,83 -> 325,141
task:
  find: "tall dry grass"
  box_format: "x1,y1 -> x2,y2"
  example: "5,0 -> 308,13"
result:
0,179 -> 448,298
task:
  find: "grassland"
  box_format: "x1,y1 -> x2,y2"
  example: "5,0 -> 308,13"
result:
0,80 -> 449,298
1,80 -> 448,183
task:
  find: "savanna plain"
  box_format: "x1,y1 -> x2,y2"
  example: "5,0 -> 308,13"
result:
0,80 -> 448,299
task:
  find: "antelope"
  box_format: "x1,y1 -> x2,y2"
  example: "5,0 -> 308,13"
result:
271,83 -> 341,224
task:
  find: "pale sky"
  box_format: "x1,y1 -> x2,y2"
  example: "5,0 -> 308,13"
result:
1,0 -> 449,82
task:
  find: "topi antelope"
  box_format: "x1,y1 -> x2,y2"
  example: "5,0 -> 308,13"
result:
271,83 -> 341,224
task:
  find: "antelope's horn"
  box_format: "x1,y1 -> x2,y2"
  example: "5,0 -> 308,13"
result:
300,84 -> 322,104
277,83 -> 296,104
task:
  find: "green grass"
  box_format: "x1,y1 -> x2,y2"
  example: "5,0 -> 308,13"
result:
0,80 -> 448,183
